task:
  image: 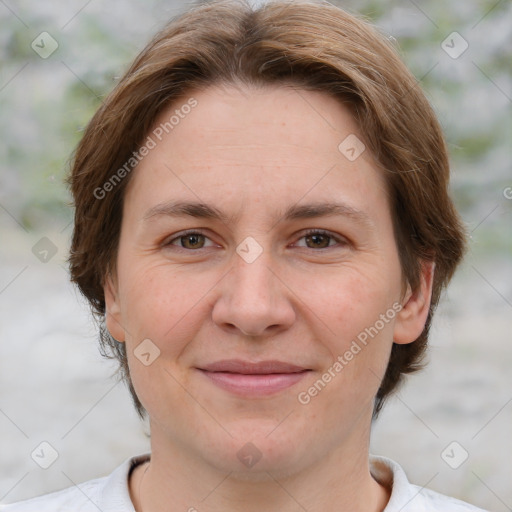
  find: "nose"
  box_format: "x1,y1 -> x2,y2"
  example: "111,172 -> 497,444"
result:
211,247 -> 296,338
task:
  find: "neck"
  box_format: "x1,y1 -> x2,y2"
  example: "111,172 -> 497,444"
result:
130,419 -> 390,512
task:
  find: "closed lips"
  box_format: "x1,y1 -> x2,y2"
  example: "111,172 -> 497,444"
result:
198,359 -> 310,374
197,360 -> 311,396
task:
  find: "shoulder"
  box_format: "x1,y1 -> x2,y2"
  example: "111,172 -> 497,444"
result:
0,454 -> 150,512
409,484 -> 489,512
370,455 -> 489,512
0,477 -> 105,512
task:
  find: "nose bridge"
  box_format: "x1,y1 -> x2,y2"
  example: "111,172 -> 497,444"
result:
233,247 -> 275,302
212,242 -> 294,336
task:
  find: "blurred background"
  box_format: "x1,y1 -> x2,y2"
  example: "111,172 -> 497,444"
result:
0,0 -> 510,509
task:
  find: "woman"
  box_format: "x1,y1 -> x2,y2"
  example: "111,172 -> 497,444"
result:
1,0 -> 487,510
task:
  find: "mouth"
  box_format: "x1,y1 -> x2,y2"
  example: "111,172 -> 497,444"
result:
196,359 -> 311,397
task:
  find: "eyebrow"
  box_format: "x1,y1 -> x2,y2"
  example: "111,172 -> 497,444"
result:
143,200 -> 373,228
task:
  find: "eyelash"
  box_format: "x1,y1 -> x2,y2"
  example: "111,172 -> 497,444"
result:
164,228 -> 347,250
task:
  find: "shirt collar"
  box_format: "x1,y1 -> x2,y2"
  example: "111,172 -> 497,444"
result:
97,453 -> 430,512
98,453 -> 150,511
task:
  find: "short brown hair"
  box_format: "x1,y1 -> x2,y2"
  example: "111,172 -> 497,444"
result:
68,0 -> 466,418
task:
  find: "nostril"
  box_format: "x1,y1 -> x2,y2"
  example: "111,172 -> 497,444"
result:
239,324 -> 280,336
239,326 -> 259,336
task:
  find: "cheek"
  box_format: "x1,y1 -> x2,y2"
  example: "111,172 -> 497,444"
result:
297,262 -> 400,410
119,267 -> 197,417
302,265 -> 400,344
118,264 -> 201,340
116,263 -> 218,399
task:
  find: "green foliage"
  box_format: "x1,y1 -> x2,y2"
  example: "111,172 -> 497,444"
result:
0,0 -> 510,254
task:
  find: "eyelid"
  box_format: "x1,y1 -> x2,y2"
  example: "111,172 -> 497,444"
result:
163,228 -> 215,248
293,228 -> 349,248
162,228 -> 349,250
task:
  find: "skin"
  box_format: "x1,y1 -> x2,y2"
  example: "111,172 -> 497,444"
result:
105,83 -> 434,512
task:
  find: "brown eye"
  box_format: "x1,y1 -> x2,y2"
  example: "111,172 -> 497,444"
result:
304,233 -> 332,249
296,229 -> 345,249
165,231 -> 214,250
178,233 -> 206,249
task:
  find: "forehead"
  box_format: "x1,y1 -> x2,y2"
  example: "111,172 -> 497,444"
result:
123,84 -> 389,224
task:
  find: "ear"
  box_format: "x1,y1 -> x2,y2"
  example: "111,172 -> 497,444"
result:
104,272 -> 126,343
393,261 -> 435,345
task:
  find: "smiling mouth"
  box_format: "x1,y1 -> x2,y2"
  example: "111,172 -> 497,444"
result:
197,359 -> 311,396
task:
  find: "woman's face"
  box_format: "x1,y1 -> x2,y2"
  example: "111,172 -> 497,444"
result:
106,84 -> 431,477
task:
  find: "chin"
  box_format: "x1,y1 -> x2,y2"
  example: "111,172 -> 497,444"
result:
205,424 -> 311,480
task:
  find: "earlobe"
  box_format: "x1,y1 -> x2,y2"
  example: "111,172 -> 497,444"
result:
104,273 -> 126,343
393,261 -> 435,345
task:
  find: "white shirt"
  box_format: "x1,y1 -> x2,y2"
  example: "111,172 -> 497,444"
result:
0,454 -> 488,511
